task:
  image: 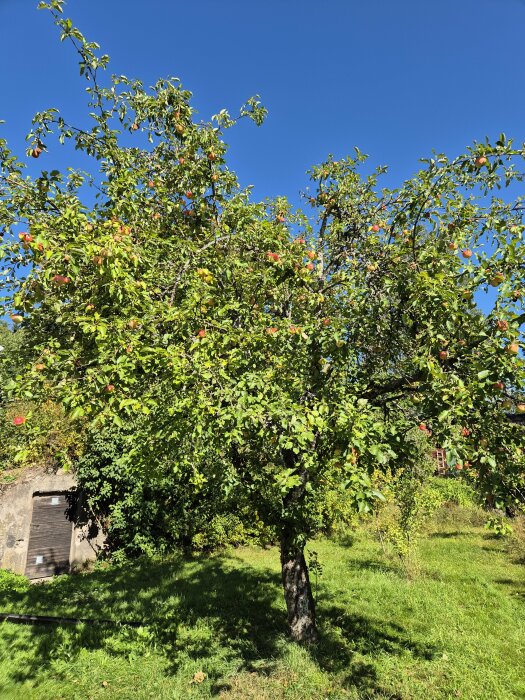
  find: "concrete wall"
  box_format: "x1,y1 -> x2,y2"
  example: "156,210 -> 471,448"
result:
0,467 -> 103,576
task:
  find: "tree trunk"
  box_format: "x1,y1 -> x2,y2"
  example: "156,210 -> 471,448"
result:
280,527 -> 318,643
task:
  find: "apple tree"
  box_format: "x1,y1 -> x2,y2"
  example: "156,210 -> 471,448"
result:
2,2 -> 525,642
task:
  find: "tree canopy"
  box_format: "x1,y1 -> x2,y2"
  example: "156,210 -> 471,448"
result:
1,0 -> 525,641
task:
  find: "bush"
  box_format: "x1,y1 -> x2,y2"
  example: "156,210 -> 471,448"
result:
191,513 -> 274,551
75,423 -> 276,558
485,515 -> 513,538
426,476 -> 479,508
0,569 -> 30,594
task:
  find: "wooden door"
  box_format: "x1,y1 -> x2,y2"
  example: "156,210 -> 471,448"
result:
24,493 -> 73,579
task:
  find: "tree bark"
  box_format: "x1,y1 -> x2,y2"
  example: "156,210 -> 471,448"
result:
280,526 -> 318,643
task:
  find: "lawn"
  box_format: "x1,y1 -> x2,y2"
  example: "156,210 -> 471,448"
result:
0,505 -> 523,699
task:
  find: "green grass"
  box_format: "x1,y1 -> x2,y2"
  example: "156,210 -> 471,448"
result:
0,506 -> 524,699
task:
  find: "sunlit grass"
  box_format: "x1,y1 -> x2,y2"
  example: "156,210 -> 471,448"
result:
0,505 -> 523,699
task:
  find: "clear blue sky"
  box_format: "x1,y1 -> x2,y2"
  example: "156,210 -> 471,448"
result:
1,0 -> 524,209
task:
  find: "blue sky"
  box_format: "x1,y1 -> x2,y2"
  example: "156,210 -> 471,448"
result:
1,0 -> 525,211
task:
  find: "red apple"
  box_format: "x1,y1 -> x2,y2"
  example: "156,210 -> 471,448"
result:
35,363 -> 45,371
105,384 -> 115,393
197,329 -> 206,338
371,224 -> 380,233
461,427 -> 470,437
31,147 -> 42,159
447,242 -> 458,251
185,191 -> 194,199
208,152 -> 217,161
12,416 -> 26,426
10,314 -> 23,324
492,381 -> 505,391
496,320 -> 509,331
506,342 -> 520,355
462,249 -> 473,259
131,122 -> 139,131
266,327 -> 278,335
306,250 -> 316,260
52,275 -> 70,285
211,173 -> 219,182
475,155 -> 487,167
322,318 -> 331,326
306,262 -> 314,271
439,350 -> 448,360
148,180 -> 155,188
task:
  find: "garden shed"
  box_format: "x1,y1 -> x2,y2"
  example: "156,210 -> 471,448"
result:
0,467 -> 103,579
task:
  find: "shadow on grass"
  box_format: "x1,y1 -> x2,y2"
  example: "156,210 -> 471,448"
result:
344,557 -> 401,576
494,578 -> 525,602
0,551 -> 436,697
314,604 -> 434,696
427,530 -> 478,539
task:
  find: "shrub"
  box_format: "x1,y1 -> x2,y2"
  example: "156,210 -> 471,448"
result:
485,515 -> 513,538
426,476 -> 479,508
75,423 -> 276,557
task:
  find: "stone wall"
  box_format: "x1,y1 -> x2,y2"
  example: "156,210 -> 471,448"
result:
0,467 -> 103,576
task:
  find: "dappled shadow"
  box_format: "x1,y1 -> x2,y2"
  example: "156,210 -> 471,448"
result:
344,557 -> 401,576
428,530 -> 478,539
494,578 -> 525,603
311,605 -> 434,697
0,553 -> 285,687
0,550 -> 436,697
317,607 -> 436,668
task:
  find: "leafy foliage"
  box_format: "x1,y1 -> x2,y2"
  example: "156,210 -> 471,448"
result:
1,2 -> 525,638
0,323 -> 82,471
75,423 -> 274,556
427,475 -> 479,508
485,515 -> 513,538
